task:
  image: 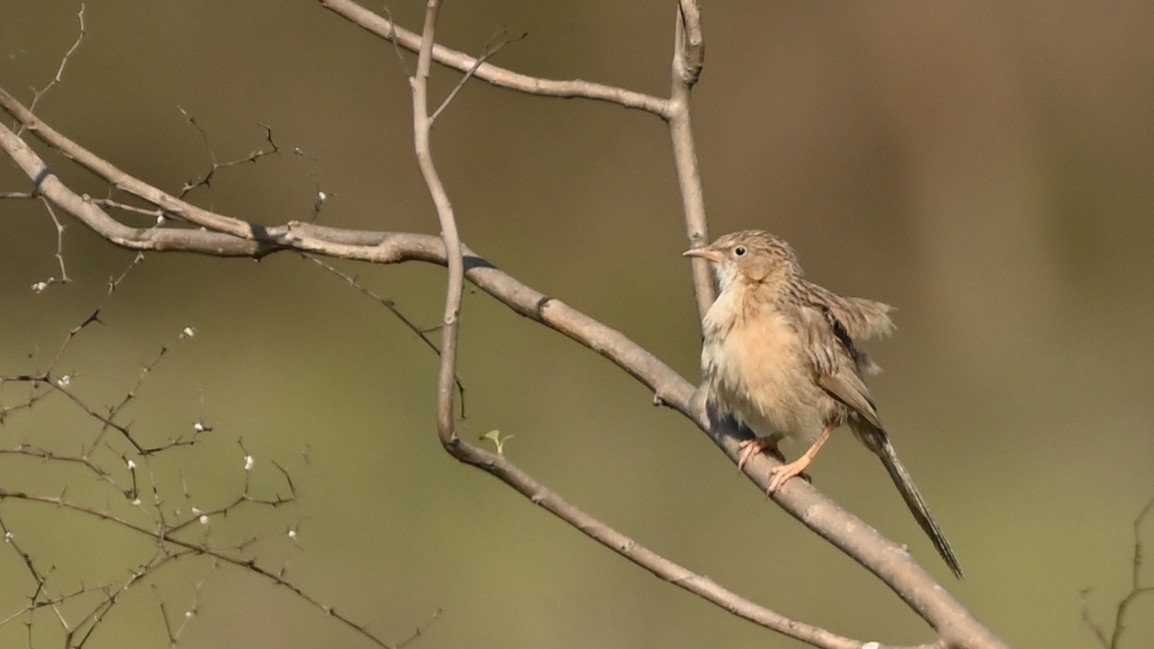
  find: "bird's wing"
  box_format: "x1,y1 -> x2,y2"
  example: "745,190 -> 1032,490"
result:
808,283 -> 895,341
796,303 -> 884,430
801,286 -> 964,578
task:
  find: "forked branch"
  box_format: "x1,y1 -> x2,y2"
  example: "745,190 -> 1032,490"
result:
0,3 -> 1012,648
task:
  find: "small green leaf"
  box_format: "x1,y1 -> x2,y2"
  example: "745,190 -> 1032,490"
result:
479,430 -> 514,455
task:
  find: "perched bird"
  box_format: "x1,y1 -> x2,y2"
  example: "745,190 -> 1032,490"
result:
684,229 -> 962,578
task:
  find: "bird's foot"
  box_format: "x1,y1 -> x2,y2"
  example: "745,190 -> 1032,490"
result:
764,424 -> 833,492
767,457 -> 813,492
736,434 -> 784,470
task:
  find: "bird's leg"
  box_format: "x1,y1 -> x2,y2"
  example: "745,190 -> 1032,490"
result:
737,433 -> 785,470
767,424 -> 833,492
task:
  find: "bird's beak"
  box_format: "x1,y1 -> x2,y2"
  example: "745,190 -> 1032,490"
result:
683,247 -> 722,263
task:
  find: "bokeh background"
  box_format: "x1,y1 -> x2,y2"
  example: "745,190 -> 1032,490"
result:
2,1 -> 1153,647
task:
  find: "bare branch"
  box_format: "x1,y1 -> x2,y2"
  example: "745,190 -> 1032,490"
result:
450,430 -> 910,647
291,145 -> 331,222
1,87 -> 259,240
318,0 -> 669,116
431,28 -> 526,124
400,8 -> 866,642
394,609 -> 442,649
410,0 -> 463,449
1081,589 -> 1111,649
38,197 -> 71,288
1107,497 -> 1154,649
25,3 -> 86,121
676,0 -> 705,86
0,488 -> 401,648
177,112 -> 280,198
305,254 -> 467,417
102,325 -> 201,447
154,559 -> 216,647
1,253 -> 152,453
1079,498 -> 1154,649
0,96 -> 1002,643
0,5 -> 1013,646
669,6 -> 713,319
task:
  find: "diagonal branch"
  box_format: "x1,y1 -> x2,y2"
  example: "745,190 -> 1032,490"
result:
1,87 -> 258,240
0,488 -> 400,649
0,4 -> 1012,644
0,82 -> 1005,647
403,5 -> 863,644
317,0 -> 669,116
305,255 -> 468,417
430,28 -> 525,124
399,8 -> 862,644
25,4 -> 87,124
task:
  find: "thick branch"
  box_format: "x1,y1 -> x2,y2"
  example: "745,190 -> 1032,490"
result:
0,84 -> 1005,648
1,88 -> 257,240
0,3 -> 1009,640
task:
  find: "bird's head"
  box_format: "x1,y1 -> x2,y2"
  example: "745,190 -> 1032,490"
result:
683,230 -> 802,290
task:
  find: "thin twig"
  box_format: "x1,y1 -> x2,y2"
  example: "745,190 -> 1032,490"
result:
177,112 -> 280,198
394,608 -> 442,649
25,4 -> 86,122
39,196 -> 71,286
1109,497 -> 1154,648
1,87 -> 259,240
382,6 -> 414,78
154,559 -> 215,647
1080,589 -> 1111,649
431,28 -> 526,123
1079,498 -> 1154,649
105,327 -> 199,428
0,6 -> 1011,645
1,253 -> 151,453
0,490 -> 402,648
304,254 -> 467,418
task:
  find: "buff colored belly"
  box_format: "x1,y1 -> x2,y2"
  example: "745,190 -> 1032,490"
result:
703,306 -> 830,445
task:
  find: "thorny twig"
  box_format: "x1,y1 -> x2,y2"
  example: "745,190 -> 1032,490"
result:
304,254 -> 467,418
1081,497 -> 1154,649
23,4 -> 86,124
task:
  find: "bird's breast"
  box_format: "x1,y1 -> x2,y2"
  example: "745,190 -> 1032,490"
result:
701,297 -> 829,443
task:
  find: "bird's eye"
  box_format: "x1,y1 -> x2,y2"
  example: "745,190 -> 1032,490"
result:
733,245 -> 747,257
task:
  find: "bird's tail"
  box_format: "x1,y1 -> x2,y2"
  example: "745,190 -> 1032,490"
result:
852,422 -> 964,578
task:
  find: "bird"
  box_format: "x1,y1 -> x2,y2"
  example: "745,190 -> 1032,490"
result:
684,229 -> 963,578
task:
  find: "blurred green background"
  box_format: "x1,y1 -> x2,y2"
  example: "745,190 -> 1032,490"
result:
2,1 -> 1153,647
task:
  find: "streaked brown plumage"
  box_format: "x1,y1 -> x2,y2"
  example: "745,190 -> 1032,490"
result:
685,229 -> 963,578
